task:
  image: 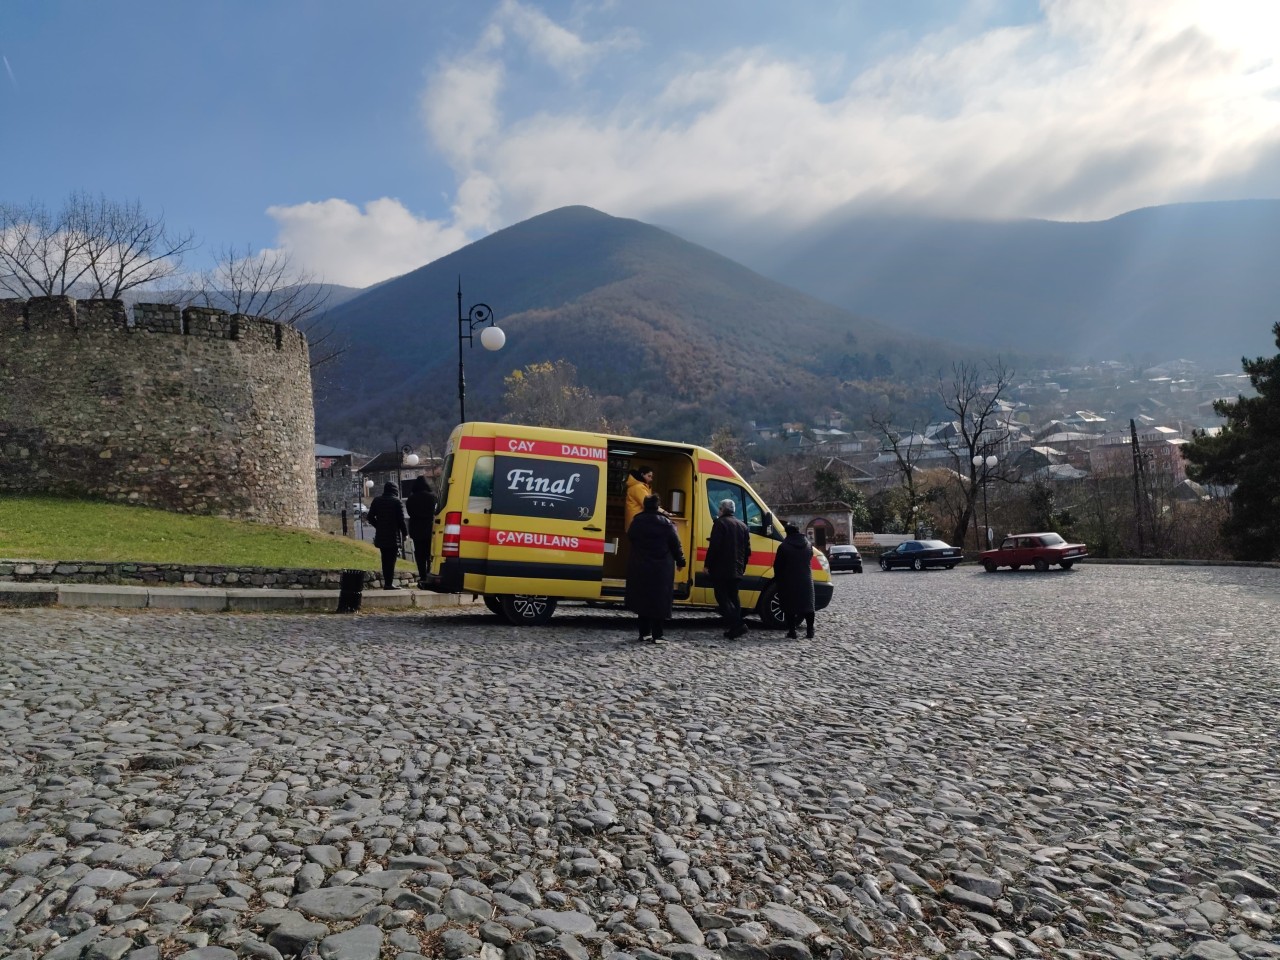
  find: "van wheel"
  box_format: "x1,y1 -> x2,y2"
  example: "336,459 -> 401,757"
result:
756,584 -> 787,630
483,595 -> 509,620
501,594 -> 557,626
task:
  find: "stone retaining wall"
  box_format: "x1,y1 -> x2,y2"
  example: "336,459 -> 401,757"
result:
0,558 -> 415,589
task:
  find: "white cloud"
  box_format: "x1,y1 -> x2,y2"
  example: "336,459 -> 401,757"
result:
272,0 -> 1280,285
476,0 -> 1280,226
264,198 -> 472,287
498,0 -> 601,78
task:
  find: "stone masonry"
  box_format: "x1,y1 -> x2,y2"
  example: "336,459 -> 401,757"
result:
0,296 -> 318,527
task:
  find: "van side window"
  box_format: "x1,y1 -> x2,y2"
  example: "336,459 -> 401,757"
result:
468,456 -> 494,513
435,453 -> 454,515
707,479 -> 770,535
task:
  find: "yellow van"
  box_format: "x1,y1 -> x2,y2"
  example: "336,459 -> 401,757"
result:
423,422 -> 834,626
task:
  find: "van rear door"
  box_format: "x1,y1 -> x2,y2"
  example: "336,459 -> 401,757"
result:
480,434 -> 610,600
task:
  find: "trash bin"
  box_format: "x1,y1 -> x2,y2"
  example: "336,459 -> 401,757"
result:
337,569 -> 365,613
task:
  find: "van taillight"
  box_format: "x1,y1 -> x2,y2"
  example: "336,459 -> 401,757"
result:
442,512 -> 462,557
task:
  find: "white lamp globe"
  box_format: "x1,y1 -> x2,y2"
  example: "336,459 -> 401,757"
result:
363,479 -> 374,493
404,453 -> 420,466
971,454 -> 983,467
479,325 -> 506,351
985,455 -> 998,469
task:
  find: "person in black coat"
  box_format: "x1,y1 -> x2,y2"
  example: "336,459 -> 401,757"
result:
405,476 -> 437,586
367,482 -> 408,590
625,495 -> 686,643
704,498 -> 751,639
773,523 -> 816,639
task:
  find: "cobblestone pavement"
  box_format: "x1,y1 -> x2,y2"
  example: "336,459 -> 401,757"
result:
2,564 -> 1279,960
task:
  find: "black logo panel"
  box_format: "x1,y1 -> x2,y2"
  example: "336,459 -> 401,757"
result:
491,456 -> 600,520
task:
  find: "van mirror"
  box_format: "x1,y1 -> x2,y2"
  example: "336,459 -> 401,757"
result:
764,512 -> 775,536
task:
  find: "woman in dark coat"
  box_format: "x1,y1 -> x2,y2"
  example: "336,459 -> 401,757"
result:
625,495 -> 686,643
367,482 -> 408,590
773,523 -> 816,639
405,476 -> 436,586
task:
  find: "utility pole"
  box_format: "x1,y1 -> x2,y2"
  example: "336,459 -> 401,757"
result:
1131,419 -> 1148,557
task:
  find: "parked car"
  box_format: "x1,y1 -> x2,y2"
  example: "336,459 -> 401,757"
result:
827,544 -> 863,573
981,532 -> 1088,572
879,539 -> 963,571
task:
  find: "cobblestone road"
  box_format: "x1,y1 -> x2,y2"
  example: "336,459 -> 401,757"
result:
2,564 -> 1279,960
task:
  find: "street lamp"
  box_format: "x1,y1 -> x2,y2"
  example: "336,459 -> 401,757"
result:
972,451 -> 998,548
396,443 -> 419,494
396,444 -> 420,559
456,277 -> 505,423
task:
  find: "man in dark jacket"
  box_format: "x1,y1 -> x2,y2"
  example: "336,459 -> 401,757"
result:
704,498 -> 750,639
367,482 -> 408,589
405,476 -> 436,587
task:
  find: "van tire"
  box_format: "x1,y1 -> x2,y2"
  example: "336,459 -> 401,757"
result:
501,594 -> 557,626
483,595 -> 508,620
756,584 -> 787,630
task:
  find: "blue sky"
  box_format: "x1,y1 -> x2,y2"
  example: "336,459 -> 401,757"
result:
4,0 -> 1278,287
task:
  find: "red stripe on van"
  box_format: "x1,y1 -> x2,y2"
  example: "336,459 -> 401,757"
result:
697,458 -> 737,478
494,437 -> 607,461
697,547 -> 777,568
459,436 -> 497,452
460,525 -> 490,542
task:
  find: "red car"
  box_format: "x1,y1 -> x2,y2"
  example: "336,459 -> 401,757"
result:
981,532 -> 1088,572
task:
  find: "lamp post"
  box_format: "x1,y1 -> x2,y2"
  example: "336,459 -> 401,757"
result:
396,445 -> 420,559
456,278 -> 505,423
971,450 -> 998,549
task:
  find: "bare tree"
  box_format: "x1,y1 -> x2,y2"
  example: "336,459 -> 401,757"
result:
197,244 -> 342,367
1,198 -> 90,296
755,452 -> 821,506
868,409 -> 926,526
707,425 -> 750,475
938,359 -> 1015,548
0,193 -> 195,299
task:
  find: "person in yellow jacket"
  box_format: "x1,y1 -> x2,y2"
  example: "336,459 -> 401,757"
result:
625,466 -> 670,529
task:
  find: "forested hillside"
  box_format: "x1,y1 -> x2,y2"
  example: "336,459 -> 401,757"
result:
313,206 -> 983,450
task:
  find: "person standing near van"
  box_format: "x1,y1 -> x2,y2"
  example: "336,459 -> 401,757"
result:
405,476 -> 436,587
367,482 -> 408,590
625,495 -> 686,643
625,466 -> 671,529
774,522 -> 817,639
705,498 -> 751,639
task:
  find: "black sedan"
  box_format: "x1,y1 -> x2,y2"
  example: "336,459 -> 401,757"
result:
879,539 -> 963,571
827,544 -> 863,573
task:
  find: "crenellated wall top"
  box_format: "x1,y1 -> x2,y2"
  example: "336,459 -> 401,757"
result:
0,296 -> 307,351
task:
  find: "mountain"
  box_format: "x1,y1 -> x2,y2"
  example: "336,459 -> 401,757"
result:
745,200 -> 1280,365
313,206 -> 972,450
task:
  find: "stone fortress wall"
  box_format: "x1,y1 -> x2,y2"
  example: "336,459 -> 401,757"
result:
0,296 -> 318,528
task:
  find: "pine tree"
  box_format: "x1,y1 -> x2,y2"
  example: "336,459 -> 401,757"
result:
1183,323 -> 1280,560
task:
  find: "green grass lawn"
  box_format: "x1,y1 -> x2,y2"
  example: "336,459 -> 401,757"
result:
0,496 -> 410,570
